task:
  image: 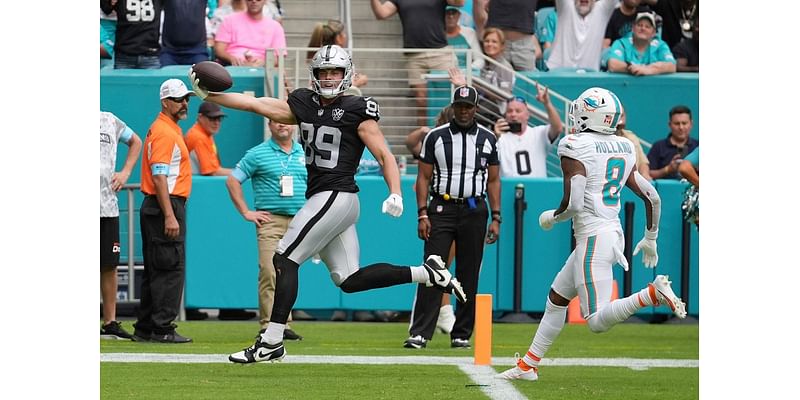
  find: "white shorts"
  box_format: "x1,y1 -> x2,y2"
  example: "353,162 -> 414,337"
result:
276,191 -> 361,286
551,230 -> 625,318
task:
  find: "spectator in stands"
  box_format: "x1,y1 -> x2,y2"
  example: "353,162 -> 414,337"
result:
100,111 -> 142,340
306,19 -> 369,94
492,85 -> 563,177
447,28 -> 514,126
185,102 -> 232,176
615,105 -> 652,180
208,0 -> 246,49
214,0 -> 287,67
101,0 -> 163,69
160,0 -> 210,66
641,0 -> 696,50
672,13 -> 698,72
133,79 -> 195,343
546,0 -> 617,71
606,12 -> 676,76
100,8 -> 117,68
473,0 -> 541,71
445,6 -> 485,70
537,6 -> 557,51
603,0 -> 651,48
370,0 -> 462,127
647,105 -> 698,180
225,119 -> 306,341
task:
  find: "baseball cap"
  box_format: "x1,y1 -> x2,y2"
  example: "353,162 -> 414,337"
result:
446,5 -> 461,12
635,12 -> 656,27
160,78 -> 194,100
199,101 -> 226,118
452,85 -> 478,106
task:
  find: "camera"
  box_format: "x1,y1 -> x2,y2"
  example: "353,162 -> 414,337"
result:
508,121 -> 523,133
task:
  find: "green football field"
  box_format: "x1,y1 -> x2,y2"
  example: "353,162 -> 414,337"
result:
100,320 -> 699,399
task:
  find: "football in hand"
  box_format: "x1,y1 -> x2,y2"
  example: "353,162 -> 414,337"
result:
191,61 -> 233,92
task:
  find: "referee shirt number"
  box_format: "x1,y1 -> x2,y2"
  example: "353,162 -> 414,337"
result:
300,123 -> 341,169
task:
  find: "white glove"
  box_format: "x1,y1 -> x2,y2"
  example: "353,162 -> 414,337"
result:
188,67 -> 209,100
381,193 -> 403,217
633,229 -> 659,268
539,209 -> 557,231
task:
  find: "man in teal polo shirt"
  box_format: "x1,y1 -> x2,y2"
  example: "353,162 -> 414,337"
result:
226,119 -> 308,341
606,12 -> 676,75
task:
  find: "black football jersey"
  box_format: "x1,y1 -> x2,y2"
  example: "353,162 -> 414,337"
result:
101,0 -> 163,56
287,89 -> 381,198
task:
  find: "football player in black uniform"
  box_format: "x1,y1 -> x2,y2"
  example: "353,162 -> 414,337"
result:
190,45 -> 466,363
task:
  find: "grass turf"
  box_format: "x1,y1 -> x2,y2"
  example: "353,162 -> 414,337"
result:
101,320 -> 698,399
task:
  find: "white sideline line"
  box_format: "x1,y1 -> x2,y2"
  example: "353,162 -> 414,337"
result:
101,354 -> 697,400
458,364 -> 527,400
100,353 -> 698,368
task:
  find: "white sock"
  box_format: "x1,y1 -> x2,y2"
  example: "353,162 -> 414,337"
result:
262,322 -> 286,344
409,266 -> 429,284
523,298 -> 567,368
589,287 -> 656,332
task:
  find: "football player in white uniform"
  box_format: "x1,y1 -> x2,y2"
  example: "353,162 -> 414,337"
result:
497,87 -> 687,382
190,45 -> 466,364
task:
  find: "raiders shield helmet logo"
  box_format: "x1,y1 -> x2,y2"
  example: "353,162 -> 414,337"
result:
332,108 -> 345,121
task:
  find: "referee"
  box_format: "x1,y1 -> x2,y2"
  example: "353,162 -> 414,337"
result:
404,85 -> 502,349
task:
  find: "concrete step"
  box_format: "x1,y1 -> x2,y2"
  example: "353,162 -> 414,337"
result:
281,0 -> 400,20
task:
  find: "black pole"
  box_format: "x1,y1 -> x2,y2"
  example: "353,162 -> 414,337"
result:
512,183 -> 526,313
498,183 -> 536,323
623,202 -> 634,297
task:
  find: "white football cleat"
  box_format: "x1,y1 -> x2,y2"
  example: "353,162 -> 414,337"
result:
228,337 -> 286,364
422,255 -> 467,303
495,353 -> 538,381
650,275 -> 687,319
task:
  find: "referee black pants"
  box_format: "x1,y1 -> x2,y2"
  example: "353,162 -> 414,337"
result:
134,195 -> 186,335
409,196 -> 488,341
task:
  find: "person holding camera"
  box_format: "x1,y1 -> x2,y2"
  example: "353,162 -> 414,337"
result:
647,105 -> 698,180
493,83 -> 563,177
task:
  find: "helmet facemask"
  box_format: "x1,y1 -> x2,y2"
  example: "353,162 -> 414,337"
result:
309,45 -> 354,99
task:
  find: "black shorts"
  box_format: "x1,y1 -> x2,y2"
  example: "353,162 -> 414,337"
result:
100,217 -> 121,268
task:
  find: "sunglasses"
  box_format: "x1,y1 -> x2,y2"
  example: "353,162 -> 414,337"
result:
206,116 -> 224,121
507,96 -> 527,104
167,96 -> 190,103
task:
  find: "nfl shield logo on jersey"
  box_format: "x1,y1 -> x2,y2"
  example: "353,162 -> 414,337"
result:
332,108 -> 345,121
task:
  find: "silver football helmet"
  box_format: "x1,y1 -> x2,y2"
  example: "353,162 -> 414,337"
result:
569,87 -> 622,135
308,45 -> 353,99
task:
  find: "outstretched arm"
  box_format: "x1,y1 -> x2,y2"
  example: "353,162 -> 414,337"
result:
190,68 -> 296,124
626,170 -> 661,267
536,83 -> 563,142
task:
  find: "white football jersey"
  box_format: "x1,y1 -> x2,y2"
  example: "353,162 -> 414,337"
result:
557,132 -> 636,238
100,111 -> 134,217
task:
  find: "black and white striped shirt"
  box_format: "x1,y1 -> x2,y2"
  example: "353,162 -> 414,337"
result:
419,121 -> 499,198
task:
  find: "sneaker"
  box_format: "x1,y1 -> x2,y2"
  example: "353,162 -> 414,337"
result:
131,330 -> 152,342
423,255 -> 467,303
451,338 -> 470,348
101,321 -> 133,340
229,337 -> 286,364
403,335 -> 427,349
496,353 -> 538,381
150,331 -> 193,343
650,275 -> 687,319
436,304 -> 455,334
283,328 -> 303,341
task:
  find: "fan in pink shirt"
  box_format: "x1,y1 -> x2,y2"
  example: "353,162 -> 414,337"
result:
214,0 -> 287,67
